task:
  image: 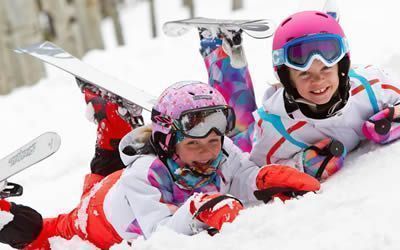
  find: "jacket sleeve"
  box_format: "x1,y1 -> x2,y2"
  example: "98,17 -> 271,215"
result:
220,138 -> 261,204
374,67 -> 400,107
120,158 -> 207,239
204,47 -> 257,152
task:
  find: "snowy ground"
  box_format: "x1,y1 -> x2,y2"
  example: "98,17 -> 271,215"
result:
1,0 -> 400,249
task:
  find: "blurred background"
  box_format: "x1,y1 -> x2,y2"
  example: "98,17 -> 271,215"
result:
0,0 -> 255,95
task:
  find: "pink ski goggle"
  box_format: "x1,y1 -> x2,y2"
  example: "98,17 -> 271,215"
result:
272,34 -> 349,71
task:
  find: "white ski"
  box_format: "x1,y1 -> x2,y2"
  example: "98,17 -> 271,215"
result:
15,41 -> 157,112
163,17 -> 275,39
0,132 -> 61,182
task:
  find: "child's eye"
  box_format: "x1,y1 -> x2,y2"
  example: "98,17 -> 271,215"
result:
299,72 -> 310,79
322,66 -> 332,71
208,139 -> 220,144
186,140 -> 198,145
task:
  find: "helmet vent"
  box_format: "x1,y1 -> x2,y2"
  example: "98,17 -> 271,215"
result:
315,12 -> 329,18
281,17 -> 292,27
188,91 -> 195,95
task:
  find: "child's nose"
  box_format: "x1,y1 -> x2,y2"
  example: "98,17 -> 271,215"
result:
311,73 -> 324,84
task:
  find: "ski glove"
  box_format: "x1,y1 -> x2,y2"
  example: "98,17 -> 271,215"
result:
302,138 -> 346,180
83,87 -> 142,150
362,105 -> 400,144
254,165 -> 320,203
189,193 -> 243,233
0,202 -> 43,249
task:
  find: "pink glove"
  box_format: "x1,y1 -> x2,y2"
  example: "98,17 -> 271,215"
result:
363,105 -> 400,144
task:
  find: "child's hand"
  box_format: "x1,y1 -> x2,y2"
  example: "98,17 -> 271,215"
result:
362,105 -> 400,144
302,138 -> 346,180
189,193 -> 243,232
254,165 -> 320,203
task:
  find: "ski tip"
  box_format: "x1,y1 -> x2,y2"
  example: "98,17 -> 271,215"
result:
13,48 -> 25,54
14,41 -> 58,55
42,132 -> 62,153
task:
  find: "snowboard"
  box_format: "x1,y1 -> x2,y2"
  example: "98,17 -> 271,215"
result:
15,41 -> 157,113
163,17 -> 275,39
0,132 -> 61,197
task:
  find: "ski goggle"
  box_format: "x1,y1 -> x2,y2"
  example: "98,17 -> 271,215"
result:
176,106 -> 236,138
272,33 -> 349,71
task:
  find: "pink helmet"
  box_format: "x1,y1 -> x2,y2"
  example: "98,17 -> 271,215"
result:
273,11 -> 346,52
272,11 -> 351,114
151,81 -> 229,160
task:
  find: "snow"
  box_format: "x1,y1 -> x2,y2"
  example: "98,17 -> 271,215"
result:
1,0 -> 399,249
0,212 -> 13,231
75,181 -> 104,236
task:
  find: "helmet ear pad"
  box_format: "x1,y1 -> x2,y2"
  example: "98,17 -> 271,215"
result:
276,65 -> 300,101
337,55 -> 351,101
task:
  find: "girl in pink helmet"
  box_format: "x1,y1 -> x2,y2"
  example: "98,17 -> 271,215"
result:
0,81 -> 319,249
199,10 -> 400,180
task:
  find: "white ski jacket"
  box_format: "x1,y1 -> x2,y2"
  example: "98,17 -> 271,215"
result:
103,132 -> 260,240
250,66 -> 400,170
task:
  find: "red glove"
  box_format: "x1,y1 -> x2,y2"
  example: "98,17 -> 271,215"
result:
254,164 -> 320,203
189,193 -> 243,232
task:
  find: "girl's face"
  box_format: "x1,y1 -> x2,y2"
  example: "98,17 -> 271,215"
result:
175,131 -> 222,170
289,60 -> 340,105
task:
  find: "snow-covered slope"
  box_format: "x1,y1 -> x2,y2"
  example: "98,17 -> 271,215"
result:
0,0 -> 399,249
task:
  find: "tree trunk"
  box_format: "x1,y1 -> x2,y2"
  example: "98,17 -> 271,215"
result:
183,0 -> 194,18
149,0 -> 157,38
232,0 -> 243,11
103,0 -> 125,45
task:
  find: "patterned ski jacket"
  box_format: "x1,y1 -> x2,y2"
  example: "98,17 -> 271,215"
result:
103,131 -> 260,240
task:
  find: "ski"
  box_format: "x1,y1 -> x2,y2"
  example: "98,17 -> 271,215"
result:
0,132 -> 61,183
15,41 -> 157,113
163,17 -> 275,39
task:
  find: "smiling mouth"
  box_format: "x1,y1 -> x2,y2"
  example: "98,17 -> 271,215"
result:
192,160 -> 212,168
310,86 -> 329,95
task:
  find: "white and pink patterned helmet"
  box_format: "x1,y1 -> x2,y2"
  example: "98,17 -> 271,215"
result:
150,81 -> 233,160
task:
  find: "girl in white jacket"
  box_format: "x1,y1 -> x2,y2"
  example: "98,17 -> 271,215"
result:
0,81 -> 319,249
200,11 -> 400,180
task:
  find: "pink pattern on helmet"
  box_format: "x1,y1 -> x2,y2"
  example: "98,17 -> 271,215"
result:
152,81 -> 227,135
